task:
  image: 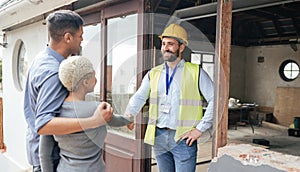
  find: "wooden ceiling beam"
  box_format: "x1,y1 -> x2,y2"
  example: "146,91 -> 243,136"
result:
248,9 -> 278,20
153,0 -> 161,12
169,0 -> 180,15
254,21 -> 266,39
267,6 -> 300,18
273,19 -> 283,37
246,34 -> 297,43
292,18 -> 300,38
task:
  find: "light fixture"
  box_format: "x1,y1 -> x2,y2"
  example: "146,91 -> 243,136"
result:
0,42 -> 7,48
257,56 -> 264,63
0,33 -> 7,48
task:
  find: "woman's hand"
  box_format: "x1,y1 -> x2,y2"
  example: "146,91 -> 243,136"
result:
91,102 -> 113,127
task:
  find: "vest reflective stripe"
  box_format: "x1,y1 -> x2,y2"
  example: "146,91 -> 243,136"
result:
144,63 -> 203,145
175,62 -> 203,141
144,65 -> 163,145
180,99 -> 203,106
149,98 -> 158,104
148,118 -> 156,125
177,119 -> 200,127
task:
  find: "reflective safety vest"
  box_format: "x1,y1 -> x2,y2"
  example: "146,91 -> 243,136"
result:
144,62 -> 203,145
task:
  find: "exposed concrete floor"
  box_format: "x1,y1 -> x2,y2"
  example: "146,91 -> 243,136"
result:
228,125 -> 300,157
152,125 -> 300,171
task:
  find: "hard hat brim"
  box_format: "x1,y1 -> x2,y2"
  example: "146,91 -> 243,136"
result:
158,35 -> 188,45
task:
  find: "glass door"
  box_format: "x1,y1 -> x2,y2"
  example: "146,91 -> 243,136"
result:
101,1 -> 149,171
106,14 -> 138,138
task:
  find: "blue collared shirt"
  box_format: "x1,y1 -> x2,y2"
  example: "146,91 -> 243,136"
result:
126,59 -> 214,133
23,46 -> 68,165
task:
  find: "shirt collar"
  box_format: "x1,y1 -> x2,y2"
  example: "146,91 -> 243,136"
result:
45,46 -> 65,63
178,59 -> 185,67
163,59 -> 186,69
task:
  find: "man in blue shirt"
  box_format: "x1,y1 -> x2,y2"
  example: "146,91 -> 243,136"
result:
23,10 -> 113,172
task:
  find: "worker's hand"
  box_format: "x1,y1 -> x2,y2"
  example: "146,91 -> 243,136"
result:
127,122 -> 134,130
125,114 -> 134,130
92,102 -> 113,126
180,129 -> 202,146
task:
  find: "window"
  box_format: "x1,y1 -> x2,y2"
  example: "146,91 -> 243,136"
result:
279,60 -> 299,82
191,52 -> 214,81
106,13 -> 138,138
13,40 -> 28,91
81,23 -> 102,100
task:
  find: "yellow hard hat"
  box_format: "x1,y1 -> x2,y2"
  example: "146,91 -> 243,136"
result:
159,23 -> 188,45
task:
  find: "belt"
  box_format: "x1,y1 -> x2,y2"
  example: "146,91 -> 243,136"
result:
156,127 -> 173,130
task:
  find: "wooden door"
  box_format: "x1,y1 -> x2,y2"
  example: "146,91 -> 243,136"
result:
100,1 -> 151,172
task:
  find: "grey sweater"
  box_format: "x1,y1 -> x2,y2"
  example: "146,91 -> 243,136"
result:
40,101 -> 131,172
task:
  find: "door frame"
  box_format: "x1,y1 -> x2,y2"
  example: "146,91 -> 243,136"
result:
99,0 -> 152,172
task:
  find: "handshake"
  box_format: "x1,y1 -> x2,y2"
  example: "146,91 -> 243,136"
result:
94,102 -> 134,130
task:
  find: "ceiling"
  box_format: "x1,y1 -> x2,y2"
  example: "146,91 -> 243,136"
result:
2,0 -> 299,47
150,0 -> 300,47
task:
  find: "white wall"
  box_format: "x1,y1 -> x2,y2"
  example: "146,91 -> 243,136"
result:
230,45 -> 300,108
245,44 -> 300,107
1,21 -> 47,171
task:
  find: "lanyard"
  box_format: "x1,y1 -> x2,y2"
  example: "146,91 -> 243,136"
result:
165,63 -> 177,95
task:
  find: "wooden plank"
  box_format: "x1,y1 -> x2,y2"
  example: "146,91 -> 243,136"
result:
257,106 -> 274,113
273,87 -> 300,127
212,0 -> 232,158
197,141 -> 213,162
261,121 -> 288,132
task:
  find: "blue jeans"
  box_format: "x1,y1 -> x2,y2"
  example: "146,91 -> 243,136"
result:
153,128 -> 197,172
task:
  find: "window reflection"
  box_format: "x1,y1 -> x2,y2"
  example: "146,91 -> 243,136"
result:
191,52 -> 214,81
81,23 -> 102,100
17,41 -> 28,90
107,14 -> 138,137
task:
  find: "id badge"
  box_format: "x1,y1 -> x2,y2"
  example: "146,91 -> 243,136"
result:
160,104 -> 171,113
159,95 -> 170,113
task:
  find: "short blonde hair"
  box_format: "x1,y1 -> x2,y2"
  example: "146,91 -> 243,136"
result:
59,56 -> 94,91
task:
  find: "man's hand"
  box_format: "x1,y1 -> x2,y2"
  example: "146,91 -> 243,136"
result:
125,114 -> 134,130
127,122 -> 134,130
180,129 -> 202,146
92,102 -> 113,126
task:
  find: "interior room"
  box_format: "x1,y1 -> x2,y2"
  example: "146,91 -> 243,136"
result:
150,0 -> 300,170
0,0 -> 299,171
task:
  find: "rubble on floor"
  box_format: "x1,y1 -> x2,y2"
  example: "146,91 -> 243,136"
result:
208,143 -> 300,172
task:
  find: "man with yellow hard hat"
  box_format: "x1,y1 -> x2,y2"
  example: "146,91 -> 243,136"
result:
126,23 -> 214,171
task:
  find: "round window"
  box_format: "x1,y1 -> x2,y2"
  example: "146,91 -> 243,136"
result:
279,59 -> 299,82
13,40 -> 28,91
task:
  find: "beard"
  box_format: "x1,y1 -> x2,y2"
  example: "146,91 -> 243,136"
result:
162,49 -> 180,62
70,45 -> 82,56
